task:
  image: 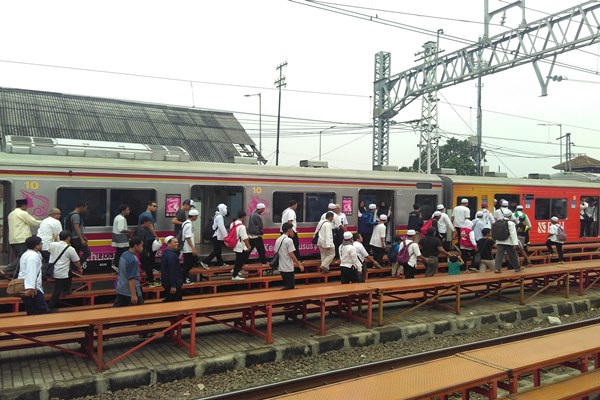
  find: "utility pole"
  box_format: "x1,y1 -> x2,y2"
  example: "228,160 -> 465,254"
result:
556,131 -> 571,172
274,61 -> 287,166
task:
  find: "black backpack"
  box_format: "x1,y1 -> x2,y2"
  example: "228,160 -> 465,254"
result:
202,217 -> 215,241
176,220 -> 191,252
63,211 -> 76,235
492,219 -> 510,241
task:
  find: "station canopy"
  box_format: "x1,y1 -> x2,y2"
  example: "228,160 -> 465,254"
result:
0,87 -> 265,163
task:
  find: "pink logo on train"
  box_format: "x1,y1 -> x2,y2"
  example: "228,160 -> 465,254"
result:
20,190 -> 50,217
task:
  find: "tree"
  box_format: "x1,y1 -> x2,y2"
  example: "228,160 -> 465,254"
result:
401,138 -> 485,175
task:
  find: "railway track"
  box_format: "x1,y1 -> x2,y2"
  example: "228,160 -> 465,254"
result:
198,317 -> 600,400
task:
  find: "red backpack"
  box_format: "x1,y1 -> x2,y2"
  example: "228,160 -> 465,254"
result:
224,221 -> 242,248
420,219 -> 434,235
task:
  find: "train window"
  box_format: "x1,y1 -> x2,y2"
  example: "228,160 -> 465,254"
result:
416,182 -> 432,190
494,194 -> 520,211
305,192 -> 335,222
455,196 -> 477,220
110,189 -> 156,226
272,192 -> 305,223
535,198 -> 568,220
57,188 -> 107,227
415,195 -> 437,220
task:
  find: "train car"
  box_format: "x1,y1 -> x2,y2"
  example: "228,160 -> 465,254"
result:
0,145 -> 443,270
442,175 -> 600,245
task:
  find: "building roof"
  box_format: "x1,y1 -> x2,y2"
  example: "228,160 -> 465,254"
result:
552,155 -> 600,172
0,87 -> 265,163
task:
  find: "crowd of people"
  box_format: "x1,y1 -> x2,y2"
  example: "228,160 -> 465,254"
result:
1,195 -> 572,315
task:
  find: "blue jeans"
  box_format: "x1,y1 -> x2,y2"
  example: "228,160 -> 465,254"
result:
22,291 -> 48,315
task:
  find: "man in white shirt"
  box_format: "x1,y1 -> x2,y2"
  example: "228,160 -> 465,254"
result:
281,200 -> 300,259
48,231 -> 82,309
494,199 -> 512,222
183,209 -> 199,284
580,199 -> 590,237
435,204 -> 455,250
369,214 -> 388,265
231,211 -> 250,281
275,222 -> 304,289
494,210 -> 521,273
18,236 -> 48,315
546,216 -> 565,263
4,199 -> 41,276
111,204 -> 130,273
38,208 -> 62,265
452,198 -> 471,235
353,232 -> 380,282
316,212 -> 335,273
398,230 -> 427,279
339,231 -> 361,284
481,206 -> 496,228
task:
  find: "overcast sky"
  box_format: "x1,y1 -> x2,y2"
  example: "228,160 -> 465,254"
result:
1,1 -> 599,177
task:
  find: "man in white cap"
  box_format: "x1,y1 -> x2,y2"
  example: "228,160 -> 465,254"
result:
339,231 -> 361,284
513,205 -> 531,228
481,205 -> 495,229
494,199 -> 511,221
182,208 -> 200,284
358,203 -> 378,253
172,199 -> 194,237
281,200 -> 300,259
161,235 -> 182,302
452,198 -> 471,237
248,203 -> 268,265
435,205 -> 455,250
494,209 -> 521,273
398,230 -> 427,279
472,211 -> 486,241
369,214 -> 388,265
546,216 -> 565,263
322,203 -> 343,258
315,212 -> 335,273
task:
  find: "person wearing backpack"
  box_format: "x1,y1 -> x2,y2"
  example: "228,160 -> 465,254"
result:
493,209 -> 521,273
419,227 -> 450,277
64,202 -> 91,270
546,216 -> 565,263
201,204 -> 229,268
397,230 -> 427,279
247,203 -> 268,266
231,211 -> 250,281
181,209 -> 199,284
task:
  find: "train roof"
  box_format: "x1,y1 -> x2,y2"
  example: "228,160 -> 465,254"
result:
443,174 -> 600,189
0,152 -> 442,183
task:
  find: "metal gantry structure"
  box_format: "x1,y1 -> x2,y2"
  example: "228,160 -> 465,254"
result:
372,1 -> 600,171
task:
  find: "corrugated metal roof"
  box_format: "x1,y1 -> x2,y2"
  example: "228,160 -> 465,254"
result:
0,87 -> 265,163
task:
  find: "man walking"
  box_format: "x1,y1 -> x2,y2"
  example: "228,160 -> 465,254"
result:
161,235 -> 183,302
339,231 -> 361,284
111,204 -> 130,273
182,209 -> 200,284
452,198 -> 471,237
4,199 -> 41,276
369,214 -> 388,265
494,210 -> 521,273
546,216 -> 565,263
38,208 -> 62,265
419,227 -> 450,277
114,237 -> 144,307
248,203 -> 268,265
134,216 -> 160,287
48,231 -> 82,309
407,204 -> 424,242
65,202 -> 91,269
172,199 -> 194,237
358,203 -> 377,253
435,205 -> 455,250
315,212 -> 335,273
231,211 -> 250,281
201,204 -> 229,268
18,236 -> 48,315
275,222 -> 304,290
281,200 -> 300,259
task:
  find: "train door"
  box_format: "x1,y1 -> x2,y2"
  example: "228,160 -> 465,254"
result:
494,193 -> 520,212
580,195 -> 598,238
0,182 -> 8,265
190,185 -> 244,253
358,189 -> 394,242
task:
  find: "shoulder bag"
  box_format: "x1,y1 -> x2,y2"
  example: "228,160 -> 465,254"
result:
7,260 -> 42,297
269,239 -> 285,270
312,221 -> 325,245
43,245 -> 70,280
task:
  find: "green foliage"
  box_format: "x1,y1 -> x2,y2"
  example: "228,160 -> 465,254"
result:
401,138 -> 485,175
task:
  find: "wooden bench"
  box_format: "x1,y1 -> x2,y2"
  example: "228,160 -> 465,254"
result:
501,369 -> 600,399
0,284 -> 374,371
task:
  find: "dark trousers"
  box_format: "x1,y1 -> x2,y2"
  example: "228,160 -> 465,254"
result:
22,291 -> 48,315
4,243 -> 27,275
495,245 -> 520,271
141,249 -> 157,283
40,250 -> 50,264
183,253 -> 198,280
361,232 -> 373,253
372,246 -> 385,265
424,256 -> 439,277
460,249 -> 475,270
113,247 -> 128,268
203,237 -> 224,265
340,267 -> 360,284
248,237 -> 267,264
403,263 -> 416,279
162,286 -> 182,302
49,277 -> 72,308
280,271 -> 295,290
360,261 -> 370,282
233,250 -> 250,277
113,293 -> 144,307
71,237 -> 91,265
545,240 -> 564,262
291,231 -> 300,260
333,230 -> 343,259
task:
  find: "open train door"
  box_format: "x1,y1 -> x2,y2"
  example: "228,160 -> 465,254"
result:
190,185 -> 244,255
358,189 -> 395,243
0,181 -> 9,266
581,195 -> 599,238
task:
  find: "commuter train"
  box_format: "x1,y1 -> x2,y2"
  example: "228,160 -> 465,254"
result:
0,148 -> 598,269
